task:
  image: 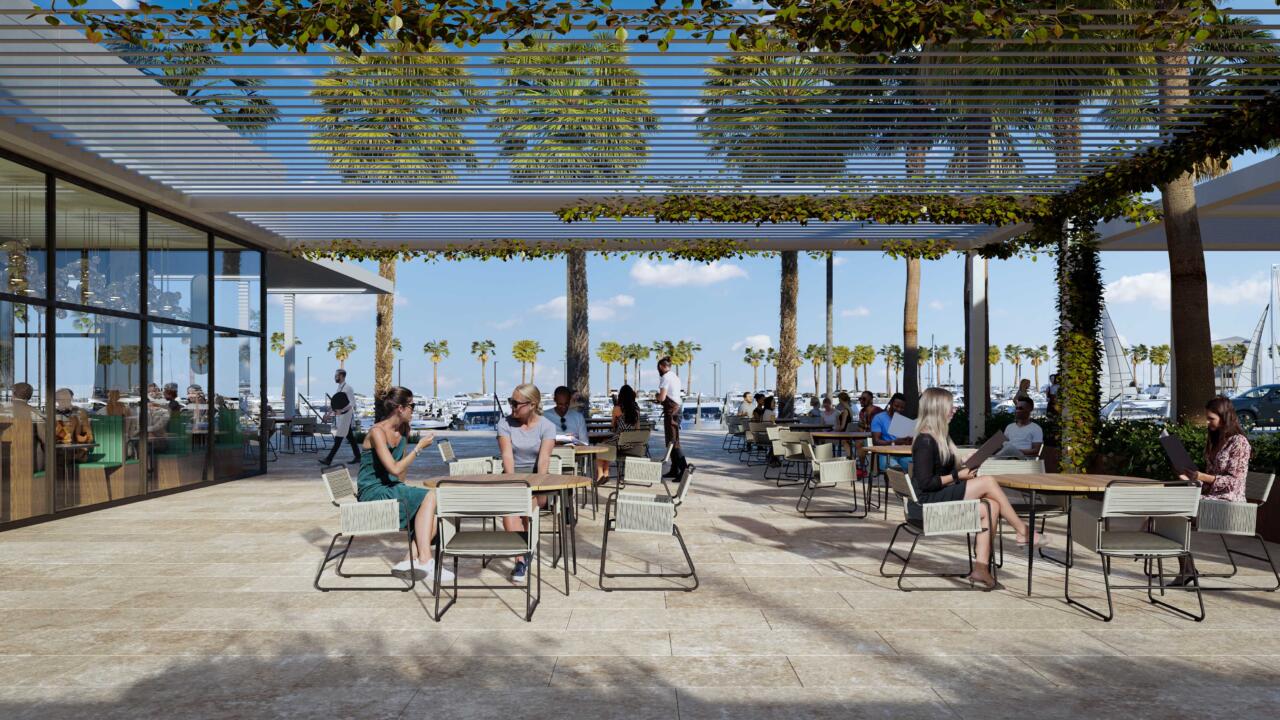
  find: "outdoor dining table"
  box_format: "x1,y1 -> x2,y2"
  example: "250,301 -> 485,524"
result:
810,431 -> 872,442
422,472 -> 593,595
987,472 -> 1153,597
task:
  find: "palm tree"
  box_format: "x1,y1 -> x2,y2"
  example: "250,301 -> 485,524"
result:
117,344 -> 141,390
917,346 -> 932,388
512,340 -> 545,384
854,345 -> 876,393
422,340 -> 449,399
902,258 -> 922,413
306,40 -> 483,396
1149,344 -> 1171,386
743,347 -> 765,391
933,345 -> 951,388
1130,344 -> 1149,388
880,345 -> 902,394
802,344 -> 826,395
471,340 -> 496,394
954,347 -> 966,384
763,347 -> 779,392
109,41 -> 279,133
327,337 -> 356,368
390,337 -> 403,355
830,345 -> 852,391
596,341 -> 624,393
624,343 -> 650,388
1004,344 -> 1025,383
492,34 -> 654,407
681,341 -> 702,395
270,331 -> 301,358
1026,345 -> 1051,388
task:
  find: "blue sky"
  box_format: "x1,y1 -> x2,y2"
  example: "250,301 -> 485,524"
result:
266,247 -> 1280,401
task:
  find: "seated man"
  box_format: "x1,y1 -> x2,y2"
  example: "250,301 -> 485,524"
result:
1002,397 -> 1044,457
857,391 -> 882,431
869,392 -> 912,472
737,392 -> 755,417
806,396 -> 822,418
549,385 -> 588,443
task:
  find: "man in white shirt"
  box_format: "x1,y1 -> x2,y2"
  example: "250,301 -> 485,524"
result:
1003,397 -> 1044,457
655,356 -> 686,479
737,392 -> 755,417
550,386 -> 589,443
320,369 -> 360,466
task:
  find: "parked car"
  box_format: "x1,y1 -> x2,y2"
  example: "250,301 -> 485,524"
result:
1232,385 -> 1280,428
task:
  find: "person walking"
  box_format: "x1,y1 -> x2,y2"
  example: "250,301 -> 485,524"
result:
656,356 -> 687,480
320,369 -> 360,466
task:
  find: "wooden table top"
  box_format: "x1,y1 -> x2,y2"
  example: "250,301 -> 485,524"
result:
571,445 -> 611,455
858,445 -> 913,457
422,473 -> 593,492
811,431 -> 872,440
988,473 -> 1154,494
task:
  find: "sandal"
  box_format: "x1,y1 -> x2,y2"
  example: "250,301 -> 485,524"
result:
1015,532 -> 1046,548
967,568 -> 998,590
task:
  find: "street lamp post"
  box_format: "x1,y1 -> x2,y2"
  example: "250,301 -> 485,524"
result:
711,361 -> 721,398
397,359 -> 403,388
305,356 -> 311,398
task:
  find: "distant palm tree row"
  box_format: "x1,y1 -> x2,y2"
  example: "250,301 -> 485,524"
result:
596,340 -> 701,393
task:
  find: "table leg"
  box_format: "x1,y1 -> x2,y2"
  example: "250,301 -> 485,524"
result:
560,488 -> 572,594
1026,490 -> 1038,597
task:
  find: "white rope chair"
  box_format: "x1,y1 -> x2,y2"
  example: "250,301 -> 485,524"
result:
433,480 -> 541,621
878,467 -> 995,591
722,415 -> 747,452
448,457 -> 496,475
599,464 -> 698,592
313,466 -> 415,592
980,458 -> 1067,567
437,438 -> 457,463
551,446 -> 577,475
1065,480 -> 1205,622
621,456 -> 662,488
796,453 -> 864,518
1192,471 -> 1278,591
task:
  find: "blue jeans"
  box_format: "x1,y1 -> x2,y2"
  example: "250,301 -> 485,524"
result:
879,455 -> 910,474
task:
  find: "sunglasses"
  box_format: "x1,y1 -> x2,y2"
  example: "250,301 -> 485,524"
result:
559,416 -> 568,430
508,398 -> 530,408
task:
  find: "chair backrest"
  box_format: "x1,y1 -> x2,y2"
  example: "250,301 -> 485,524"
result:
435,480 -> 532,517
321,466 -> 356,505
819,458 -> 855,485
1101,482 -> 1201,519
1246,471 -> 1276,504
449,457 -> 494,475
765,426 -> 782,441
616,428 -> 650,453
623,456 -> 663,485
980,458 -> 1045,475
885,467 -> 918,503
552,446 -> 576,473
812,442 -> 834,462
670,464 -> 696,506
437,439 -> 456,463
87,415 -> 125,464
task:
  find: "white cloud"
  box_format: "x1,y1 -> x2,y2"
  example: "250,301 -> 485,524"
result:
284,293 -> 407,324
1106,272 -> 1269,308
841,306 -> 870,318
731,334 -> 772,352
928,300 -> 946,311
630,259 -> 747,287
831,256 -> 847,267
678,101 -> 707,117
532,294 -> 636,321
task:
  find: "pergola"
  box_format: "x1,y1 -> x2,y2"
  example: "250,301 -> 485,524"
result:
3,1 -> 1279,455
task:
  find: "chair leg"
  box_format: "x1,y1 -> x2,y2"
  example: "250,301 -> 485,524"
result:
599,522 -> 698,592
315,533 -> 414,592
1065,553 -> 1114,622
1145,553 -> 1205,622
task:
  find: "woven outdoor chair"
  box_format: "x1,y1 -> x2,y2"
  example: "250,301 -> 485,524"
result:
723,416 -> 747,452
433,480 -> 541,621
879,467 -> 996,591
314,466 -> 415,592
796,454 -> 864,518
552,446 -> 577,475
449,457 -> 496,475
1192,471 -> 1278,591
599,464 -> 698,592
621,456 -> 662,489
1065,480 -> 1205,622
437,438 -> 457,464
980,458 -> 1067,568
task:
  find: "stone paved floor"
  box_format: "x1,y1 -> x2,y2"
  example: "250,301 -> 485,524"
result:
2,428 -> 1279,719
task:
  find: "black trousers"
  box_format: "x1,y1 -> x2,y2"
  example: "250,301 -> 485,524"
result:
662,402 -> 687,475
322,426 -> 360,464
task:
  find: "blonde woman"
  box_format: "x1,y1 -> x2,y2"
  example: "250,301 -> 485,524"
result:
496,383 -> 556,581
911,387 -> 1043,589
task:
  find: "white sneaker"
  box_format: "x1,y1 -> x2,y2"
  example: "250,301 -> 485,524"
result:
391,558 -> 415,573
417,559 -> 455,586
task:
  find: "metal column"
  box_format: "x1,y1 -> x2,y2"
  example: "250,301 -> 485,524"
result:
282,293 -> 296,419
964,253 -> 989,445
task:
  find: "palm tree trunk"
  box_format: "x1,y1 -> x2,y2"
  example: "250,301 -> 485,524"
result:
862,366 -> 868,392
884,363 -> 890,395
1162,171 -> 1214,421
687,357 -> 694,396
902,257 -> 921,415
777,251 -> 800,418
605,363 -> 611,394
825,252 -> 833,399
531,359 -> 537,384
565,250 -> 590,412
838,366 -> 844,391
480,358 -> 487,394
374,260 -> 396,396
521,363 -> 527,384
432,362 -> 439,398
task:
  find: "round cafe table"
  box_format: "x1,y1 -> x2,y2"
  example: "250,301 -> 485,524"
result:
423,473 -> 593,595
986,473 -> 1154,597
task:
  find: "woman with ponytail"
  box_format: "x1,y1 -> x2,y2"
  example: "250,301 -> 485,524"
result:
356,386 -> 451,584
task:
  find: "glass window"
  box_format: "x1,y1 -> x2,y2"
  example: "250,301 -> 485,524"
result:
0,158 -> 46,299
147,323 -> 210,490
214,238 -> 261,332
53,311 -> 143,510
1,300 -> 49,521
213,331 -> 260,480
54,181 -> 140,312
148,215 -> 209,322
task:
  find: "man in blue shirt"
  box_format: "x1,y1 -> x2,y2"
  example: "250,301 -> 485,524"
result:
869,392 -> 912,472
550,386 -> 589,443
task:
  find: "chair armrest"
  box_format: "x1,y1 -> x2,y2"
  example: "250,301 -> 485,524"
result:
1070,499 -> 1103,552
921,500 -> 983,536
1196,499 -> 1257,536
339,499 -> 401,536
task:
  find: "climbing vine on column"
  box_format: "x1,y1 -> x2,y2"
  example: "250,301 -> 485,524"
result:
1054,220 -> 1104,474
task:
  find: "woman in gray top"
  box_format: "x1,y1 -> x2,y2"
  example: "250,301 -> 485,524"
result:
496,383 -> 556,580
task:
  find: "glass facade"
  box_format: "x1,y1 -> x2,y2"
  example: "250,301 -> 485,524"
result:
0,153 -> 266,528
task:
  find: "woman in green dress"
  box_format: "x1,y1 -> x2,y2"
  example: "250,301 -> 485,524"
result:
357,386 -> 451,583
